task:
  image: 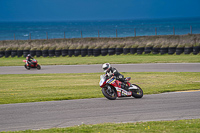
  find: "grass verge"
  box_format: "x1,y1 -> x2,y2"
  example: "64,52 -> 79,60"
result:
0,54 -> 200,66
1,119 -> 200,133
0,72 -> 199,104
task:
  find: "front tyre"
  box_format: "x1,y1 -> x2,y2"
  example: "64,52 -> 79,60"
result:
37,64 -> 41,70
102,85 -> 117,100
131,84 -> 143,98
24,64 -> 30,70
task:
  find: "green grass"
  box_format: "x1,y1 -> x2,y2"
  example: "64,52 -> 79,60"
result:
1,119 -> 200,133
1,54 -> 200,132
0,72 -> 199,104
0,54 -> 200,66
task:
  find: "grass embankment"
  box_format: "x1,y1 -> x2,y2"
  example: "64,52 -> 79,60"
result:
1,119 -> 200,133
0,72 -> 199,104
0,54 -> 200,66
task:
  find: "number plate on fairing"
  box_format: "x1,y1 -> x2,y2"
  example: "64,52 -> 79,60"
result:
106,78 -> 116,84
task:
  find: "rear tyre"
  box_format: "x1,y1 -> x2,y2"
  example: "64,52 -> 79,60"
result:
37,65 -> 41,70
102,85 -> 117,100
131,84 -> 143,98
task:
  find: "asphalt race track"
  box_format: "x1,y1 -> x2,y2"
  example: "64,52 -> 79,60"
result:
0,91 -> 200,131
0,63 -> 200,74
0,63 -> 200,131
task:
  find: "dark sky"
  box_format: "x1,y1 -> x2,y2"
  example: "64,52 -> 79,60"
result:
0,0 -> 200,21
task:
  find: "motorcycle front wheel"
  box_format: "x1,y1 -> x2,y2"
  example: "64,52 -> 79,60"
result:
102,85 -> 117,100
131,84 -> 143,98
24,64 -> 30,70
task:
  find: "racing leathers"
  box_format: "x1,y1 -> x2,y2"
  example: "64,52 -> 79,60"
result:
105,67 -> 132,90
26,56 -> 33,67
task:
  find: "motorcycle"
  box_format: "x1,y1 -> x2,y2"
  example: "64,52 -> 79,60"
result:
23,59 -> 41,70
99,74 -> 143,100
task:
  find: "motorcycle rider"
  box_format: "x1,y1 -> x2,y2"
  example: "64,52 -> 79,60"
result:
102,63 -> 133,90
26,54 -> 33,67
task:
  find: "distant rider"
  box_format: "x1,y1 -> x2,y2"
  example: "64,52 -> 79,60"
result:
102,63 -> 133,90
26,54 -> 33,67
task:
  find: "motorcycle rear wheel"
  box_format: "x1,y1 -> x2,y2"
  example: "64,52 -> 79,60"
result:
102,86 -> 117,100
131,84 -> 143,98
37,65 -> 41,70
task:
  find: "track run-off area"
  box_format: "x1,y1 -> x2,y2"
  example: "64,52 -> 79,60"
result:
0,63 -> 200,131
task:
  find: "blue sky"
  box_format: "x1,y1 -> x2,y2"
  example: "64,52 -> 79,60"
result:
0,0 -> 200,21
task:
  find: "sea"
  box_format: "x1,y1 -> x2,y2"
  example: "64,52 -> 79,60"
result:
0,17 -> 200,41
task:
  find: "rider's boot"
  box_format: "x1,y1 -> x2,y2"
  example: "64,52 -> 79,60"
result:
125,82 -> 134,90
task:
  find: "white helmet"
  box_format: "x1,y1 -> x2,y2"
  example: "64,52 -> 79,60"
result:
102,63 -> 111,72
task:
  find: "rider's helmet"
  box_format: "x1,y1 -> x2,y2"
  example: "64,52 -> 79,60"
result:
102,63 -> 111,72
27,54 -> 31,58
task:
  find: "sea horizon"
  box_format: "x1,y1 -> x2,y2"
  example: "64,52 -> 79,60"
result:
0,16 -> 200,22
0,17 -> 200,40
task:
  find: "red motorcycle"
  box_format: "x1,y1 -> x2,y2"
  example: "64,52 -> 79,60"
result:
23,59 -> 41,70
99,74 -> 143,100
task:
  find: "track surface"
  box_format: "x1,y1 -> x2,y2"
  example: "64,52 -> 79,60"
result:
0,63 -> 200,131
0,63 -> 200,74
0,91 -> 200,131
